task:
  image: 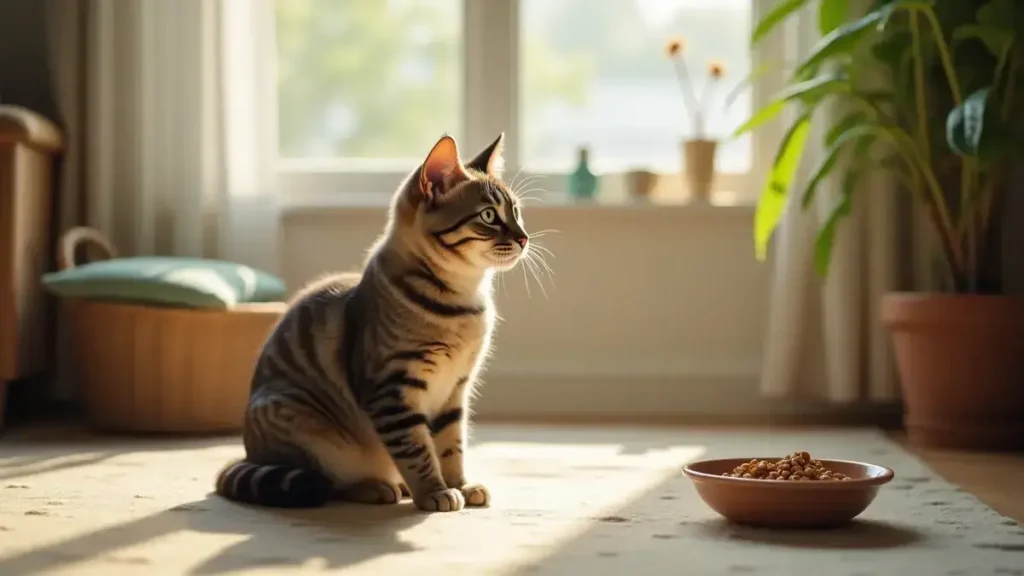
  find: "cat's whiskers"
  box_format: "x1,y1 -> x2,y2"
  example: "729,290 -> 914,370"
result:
511,176 -> 545,199
530,245 -> 555,284
509,183 -> 538,202
520,255 -> 532,299
513,182 -> 543,193
516,195 -> 546,205
506,168 -> 528,194
528,243 -> 555,257
520,253 -> 549,300
513,187 -> 547,200
527,229 -> 561,238
526,253 -> 550,299
528,244 -> 555,277
496,265 -> 509,300
510,173 -> 542,191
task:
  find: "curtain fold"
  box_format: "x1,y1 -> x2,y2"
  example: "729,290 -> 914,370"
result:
45,0 -> 279,400
757,0 -> 931,404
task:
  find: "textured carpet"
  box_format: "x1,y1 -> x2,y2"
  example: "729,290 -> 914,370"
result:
0,425 -> 1022,575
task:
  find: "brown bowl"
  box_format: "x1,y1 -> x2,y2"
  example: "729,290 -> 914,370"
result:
682,458 -> 895,528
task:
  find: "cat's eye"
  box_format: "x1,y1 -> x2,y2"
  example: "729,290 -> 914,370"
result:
480,208 -> 497,224
512,205 -> 521,220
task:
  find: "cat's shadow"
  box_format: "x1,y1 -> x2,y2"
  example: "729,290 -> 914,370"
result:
0,493 -> 429,575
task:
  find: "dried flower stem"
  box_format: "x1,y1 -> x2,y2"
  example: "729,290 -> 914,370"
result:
671,58 -> 705,139
697,80 -> 717,137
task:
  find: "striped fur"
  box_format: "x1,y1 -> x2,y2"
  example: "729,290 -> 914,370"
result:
215,461 -> 332,508
215,134 -> 528,512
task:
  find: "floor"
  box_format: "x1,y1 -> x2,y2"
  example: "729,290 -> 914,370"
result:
0,424 -> 1022,576
891,432 -> 1024,523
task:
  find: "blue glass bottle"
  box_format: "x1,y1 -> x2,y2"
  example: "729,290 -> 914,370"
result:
567,146 -> 598,199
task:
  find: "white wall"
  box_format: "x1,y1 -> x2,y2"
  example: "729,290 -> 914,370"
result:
282,198 -> 803,418
280,199 -> 900,422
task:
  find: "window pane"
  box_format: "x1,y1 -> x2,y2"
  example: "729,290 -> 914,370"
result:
520,0 -> 752,173
275,0 -> 462,161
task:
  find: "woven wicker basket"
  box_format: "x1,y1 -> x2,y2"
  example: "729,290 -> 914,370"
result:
59,227 -> 285,433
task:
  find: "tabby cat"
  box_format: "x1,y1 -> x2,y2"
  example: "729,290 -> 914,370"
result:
215,133 -> 529,513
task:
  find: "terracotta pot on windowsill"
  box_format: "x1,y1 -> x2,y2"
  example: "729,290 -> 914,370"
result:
881,293 -> 1024,451
682,139 -> 717,204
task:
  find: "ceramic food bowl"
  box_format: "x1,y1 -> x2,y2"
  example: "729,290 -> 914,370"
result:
682,458 -> 895,528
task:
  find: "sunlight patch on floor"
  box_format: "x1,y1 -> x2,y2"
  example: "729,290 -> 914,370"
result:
345,442 -> 707,575
0,451 -> 115,482
0,431 -> 707,575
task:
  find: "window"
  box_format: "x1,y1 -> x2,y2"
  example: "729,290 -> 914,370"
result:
519,0 -> 752,175
275,0 -> 768,202
275,0 -> 463,166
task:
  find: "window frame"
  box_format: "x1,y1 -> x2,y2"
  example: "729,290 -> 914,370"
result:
276,0 -> 782,205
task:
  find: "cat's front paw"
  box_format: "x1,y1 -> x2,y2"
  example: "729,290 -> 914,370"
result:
460,483 -> 490,507
414,488 -> 465,512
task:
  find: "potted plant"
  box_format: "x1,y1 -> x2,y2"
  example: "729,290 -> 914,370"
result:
665,38 -> 728,203
738,0 -> 1024,450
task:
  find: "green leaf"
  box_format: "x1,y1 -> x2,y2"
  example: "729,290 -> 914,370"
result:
732,74 -> 851,138
732,102 -> 786,140
825,111 -> 868,146
752,0 -> 809,46
870,30 -> 912,69
754,113 -> 812,261
879,153 -> 908,174
946,88 -> 990,156
854,133 -> 878,158
860,89 -> 896,104
978,126 -> 1012,168
812,146 -> 901,277
796,9 -> 890,78
796,1 -> 934,78
977,0 -> 1016,33
801,123 -> 876,209
952,24 -> 1014,60
813,181 -> 855,277
819,0 -> 851,35
722,59 -> 781,111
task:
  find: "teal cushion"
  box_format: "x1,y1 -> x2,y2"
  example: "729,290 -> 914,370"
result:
41,257 -> 287,309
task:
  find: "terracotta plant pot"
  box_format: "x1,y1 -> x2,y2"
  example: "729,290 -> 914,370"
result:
682,139 -> 717,203
881,293 -> 1024,451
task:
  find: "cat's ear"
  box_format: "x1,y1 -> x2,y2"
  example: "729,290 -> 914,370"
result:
466,132 -> 506,178
418,135 -> 468,202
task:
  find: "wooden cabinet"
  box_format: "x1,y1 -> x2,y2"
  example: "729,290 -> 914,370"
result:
0,106 -> 62,430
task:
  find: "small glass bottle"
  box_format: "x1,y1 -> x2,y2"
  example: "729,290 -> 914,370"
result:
567,146 -> 598,199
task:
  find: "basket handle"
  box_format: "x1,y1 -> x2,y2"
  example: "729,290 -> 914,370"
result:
57,227 -> 118,271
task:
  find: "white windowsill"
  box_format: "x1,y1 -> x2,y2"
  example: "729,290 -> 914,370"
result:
277,163 -> 758,214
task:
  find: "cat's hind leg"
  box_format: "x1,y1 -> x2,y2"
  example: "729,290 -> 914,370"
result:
251,395 -> 404,505
296,426 -> 406,505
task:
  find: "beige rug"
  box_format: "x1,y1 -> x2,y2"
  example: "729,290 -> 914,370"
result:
1,424 -> 1022,575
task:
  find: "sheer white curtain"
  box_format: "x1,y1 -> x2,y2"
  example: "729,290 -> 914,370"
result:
46,0 -> 279,399
757,1 -> 932,404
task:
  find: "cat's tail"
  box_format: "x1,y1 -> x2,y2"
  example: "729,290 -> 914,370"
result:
214,460 -> 332,508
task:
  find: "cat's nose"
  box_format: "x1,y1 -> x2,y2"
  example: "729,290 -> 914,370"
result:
515,236 -> 528,248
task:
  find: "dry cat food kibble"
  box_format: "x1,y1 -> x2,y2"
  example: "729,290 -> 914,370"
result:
722,452 -> 852,481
